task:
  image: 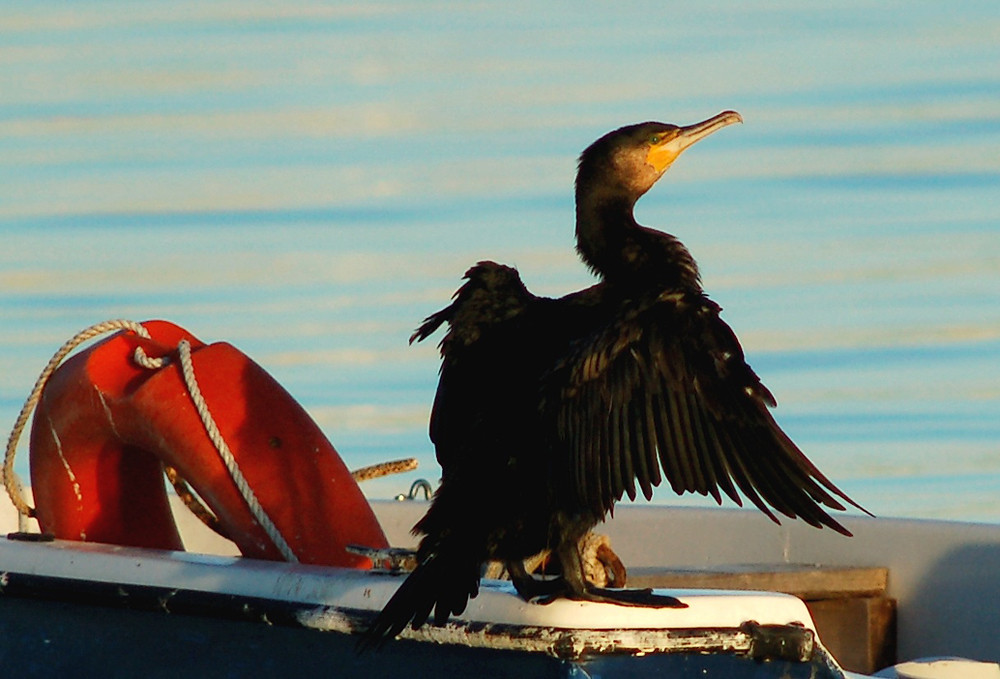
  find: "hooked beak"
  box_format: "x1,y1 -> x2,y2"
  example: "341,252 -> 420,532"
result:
674,110 -> 743,153
647,110 -> 742,174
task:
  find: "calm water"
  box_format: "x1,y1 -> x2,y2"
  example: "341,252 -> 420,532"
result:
1,2 -> 998,523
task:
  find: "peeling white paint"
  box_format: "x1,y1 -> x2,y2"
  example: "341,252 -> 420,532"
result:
46,413 -> 83,506
158,588 -> 179,613
296,603 -> 758,660
296,606 -> 354,633
390,622 -> 755,660
94,387 -> 120,440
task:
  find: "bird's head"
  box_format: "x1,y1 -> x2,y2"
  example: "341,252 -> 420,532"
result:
577,110 -> 743,202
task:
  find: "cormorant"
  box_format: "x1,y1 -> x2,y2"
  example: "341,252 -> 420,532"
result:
360,111 -> 867,647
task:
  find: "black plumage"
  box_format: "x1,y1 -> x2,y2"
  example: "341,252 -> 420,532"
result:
360,111 -> 867,648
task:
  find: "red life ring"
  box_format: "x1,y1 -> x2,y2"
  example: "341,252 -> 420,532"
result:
28,320 -> 389,568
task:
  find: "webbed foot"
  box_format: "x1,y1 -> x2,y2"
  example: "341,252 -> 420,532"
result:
529,582 -> 686,608
579,586 -> 686,608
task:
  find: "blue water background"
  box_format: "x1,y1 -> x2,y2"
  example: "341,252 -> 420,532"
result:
1,2 -> 998,522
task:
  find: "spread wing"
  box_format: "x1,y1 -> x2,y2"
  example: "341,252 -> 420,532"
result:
544,290 -> 866,535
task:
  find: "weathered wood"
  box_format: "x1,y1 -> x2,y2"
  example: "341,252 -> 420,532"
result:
628,563 -> 888,600
807,596 -> 897,674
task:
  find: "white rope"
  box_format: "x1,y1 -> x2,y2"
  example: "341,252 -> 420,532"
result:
3,320 -> 152,528
3,319 -> 299,563
171,339 -> 299,563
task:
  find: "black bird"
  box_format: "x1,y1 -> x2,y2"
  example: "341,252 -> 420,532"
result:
360,111 -> 867,647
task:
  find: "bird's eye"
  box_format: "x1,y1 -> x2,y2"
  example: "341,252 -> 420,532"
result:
650,135 -> 661,145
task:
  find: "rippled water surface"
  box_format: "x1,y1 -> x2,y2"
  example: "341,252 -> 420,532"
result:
2,2 -> 998,522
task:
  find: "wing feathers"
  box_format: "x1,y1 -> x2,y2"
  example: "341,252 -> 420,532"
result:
549,290 -> 864,530
665,387 -> 697,492
653,390 -> 685,495
628,395 -> 654,501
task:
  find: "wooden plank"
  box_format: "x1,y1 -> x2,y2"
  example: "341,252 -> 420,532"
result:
806,596 -> 897,674
627,563 -> 888,600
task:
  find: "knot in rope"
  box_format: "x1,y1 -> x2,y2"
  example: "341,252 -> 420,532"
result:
132,346 -> 170,370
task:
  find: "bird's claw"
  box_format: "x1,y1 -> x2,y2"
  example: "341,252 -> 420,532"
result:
583,586 -> 687,608
527,583 -> 687,608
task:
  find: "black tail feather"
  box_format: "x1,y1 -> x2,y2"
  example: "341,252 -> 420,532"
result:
356,546 -> 481,653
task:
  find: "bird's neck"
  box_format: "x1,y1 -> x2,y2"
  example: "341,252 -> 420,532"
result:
574,188 -> 632,273
575,188 -> 701,290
